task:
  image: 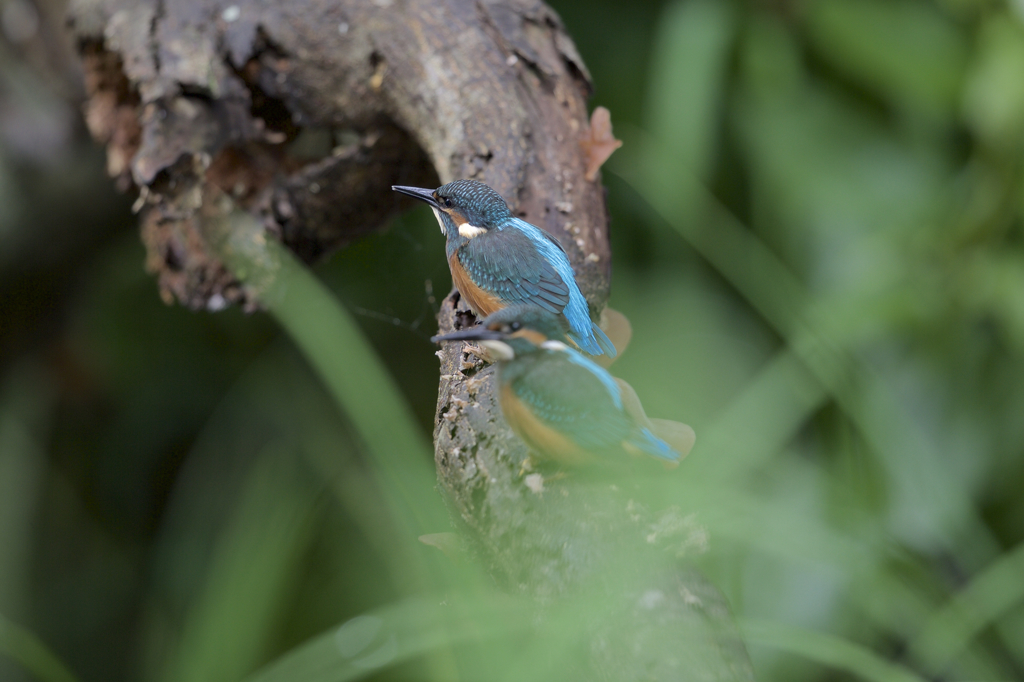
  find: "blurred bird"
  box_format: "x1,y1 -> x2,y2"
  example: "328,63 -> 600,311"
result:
432,307 -> 678,465
393,179 -> 616,357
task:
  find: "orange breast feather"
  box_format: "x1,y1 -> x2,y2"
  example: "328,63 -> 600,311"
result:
449,252 -> 503,317
500,384 -> 589,465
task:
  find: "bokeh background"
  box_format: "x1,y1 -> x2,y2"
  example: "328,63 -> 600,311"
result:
2,0 -> 1024,680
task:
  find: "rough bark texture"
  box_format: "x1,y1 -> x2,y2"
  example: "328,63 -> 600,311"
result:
70,0 -> 609,309
69,0 -> 754,678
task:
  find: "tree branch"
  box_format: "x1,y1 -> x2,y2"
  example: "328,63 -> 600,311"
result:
69,0 -> 754,677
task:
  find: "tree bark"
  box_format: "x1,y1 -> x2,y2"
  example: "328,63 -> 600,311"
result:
69,0 -> 755,678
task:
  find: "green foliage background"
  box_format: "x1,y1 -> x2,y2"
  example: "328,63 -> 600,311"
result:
2,0 -> 1024,680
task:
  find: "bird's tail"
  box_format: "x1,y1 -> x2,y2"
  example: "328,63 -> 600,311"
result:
591,322 -> 617,358
624,427 -> 680,462
567,321 -> 617,358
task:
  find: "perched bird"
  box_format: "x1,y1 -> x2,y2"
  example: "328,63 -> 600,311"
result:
432,307 -> 678,465
392,179 -> 616,357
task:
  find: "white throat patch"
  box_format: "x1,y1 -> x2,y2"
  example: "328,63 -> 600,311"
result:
458,223 -> 487,239
480,339 -> 515,361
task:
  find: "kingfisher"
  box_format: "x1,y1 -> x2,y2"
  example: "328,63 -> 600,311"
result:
392,179 -> 616,357
432,306 -> 678,465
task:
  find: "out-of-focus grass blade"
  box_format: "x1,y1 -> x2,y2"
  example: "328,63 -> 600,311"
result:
613,142 -> 806,332
676,474 -> 870,571
909,540 -> 1024,673
0,363 -> 49,621
742,618 -> 926,682
161,445 -> 318,682
245,596 -> 530,682
646,0 -> 734,187
686,348 -> 827,483
613,140 -> 994,556
850,567 -> 1007,682
804,0 -> 966,117
201,204 -> 447,547
727,7 -> 1003,564
614,136 -> 1014,676
960,252 -> 1024,350
963,13 -> 1024,145
0,613 -> 80,682
732,35 -> 1024,657
199,204 -> 472,682
486,575 -> 756,682
680,479 -> 1001,678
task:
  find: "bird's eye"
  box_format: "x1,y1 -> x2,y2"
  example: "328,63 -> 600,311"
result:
510,322 -> 522,331
442,198 -> 453,209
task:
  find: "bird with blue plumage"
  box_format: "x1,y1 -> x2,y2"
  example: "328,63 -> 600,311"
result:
392,179 -> 617,358
432,306 -> 686,467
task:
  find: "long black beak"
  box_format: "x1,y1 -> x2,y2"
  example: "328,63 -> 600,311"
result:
431,326 -> 506,345
392,185 -> 439,208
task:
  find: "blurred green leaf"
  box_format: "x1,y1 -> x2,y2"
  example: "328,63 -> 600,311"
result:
203,207 -> 445,546
198,205 -> 466,681
909,540 -> 1024,674
0,613 -> 80,682
742,618 -> 926,682
686,349 -> 827,483
646,0 -> 735,188
734,30 -> 945,288
159,445 -> 320,682
963,13 -> 1024,144
614,132 -> 995,564
245,596 -> 530,682
805,0 -> 967,118
738,13 -> 802,104
0,363 -> 50,618
612,135 -> 807,333
959,251 -> 1024,350
9,2 -> 1024,681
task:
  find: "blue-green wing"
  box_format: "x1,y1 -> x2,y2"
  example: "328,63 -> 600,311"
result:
459,228 -> 571,314
512,352 -> 631,451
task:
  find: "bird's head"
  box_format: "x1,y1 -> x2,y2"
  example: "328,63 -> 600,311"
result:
392,179 -> 511,240
431,306 -> 571,360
